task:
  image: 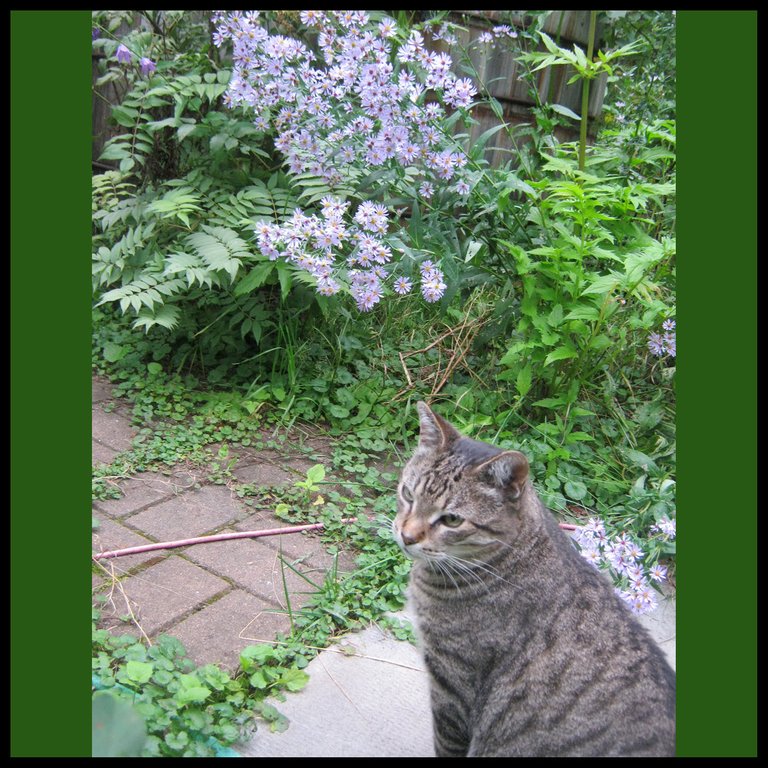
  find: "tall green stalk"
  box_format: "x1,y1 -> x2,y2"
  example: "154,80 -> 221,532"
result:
578,11 -> 598,171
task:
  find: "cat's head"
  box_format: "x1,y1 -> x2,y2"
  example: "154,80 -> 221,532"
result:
393,401 -> 531,562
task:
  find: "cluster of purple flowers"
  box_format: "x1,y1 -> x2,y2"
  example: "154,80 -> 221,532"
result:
213,11 -> 476,196
254,195 -> 446,311
648,318 -> 676,358
212,10 -> 469,308
571,517 -> 674,615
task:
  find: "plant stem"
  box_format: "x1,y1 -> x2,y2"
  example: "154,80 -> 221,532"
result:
578,11 -> 598,172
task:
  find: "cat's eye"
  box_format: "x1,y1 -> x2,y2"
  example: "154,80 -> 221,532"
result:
400,484 -> 414,502
439,514 -> 464,528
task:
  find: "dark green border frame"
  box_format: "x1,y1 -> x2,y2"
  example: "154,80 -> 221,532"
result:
676,10 -> 757,758
9,8 -> 758,758
11,11 -> 93,757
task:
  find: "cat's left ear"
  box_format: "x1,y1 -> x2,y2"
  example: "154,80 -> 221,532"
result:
416,401 -> 461,450
473,450 -> 529,500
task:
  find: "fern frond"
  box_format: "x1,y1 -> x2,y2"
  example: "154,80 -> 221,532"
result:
132,304 -> 182,332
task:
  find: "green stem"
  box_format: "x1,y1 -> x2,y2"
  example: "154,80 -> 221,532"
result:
578,11 -> 598,172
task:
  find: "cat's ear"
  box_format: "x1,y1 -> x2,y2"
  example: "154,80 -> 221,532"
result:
416,401 -> 460,450
474,450 -> 529,500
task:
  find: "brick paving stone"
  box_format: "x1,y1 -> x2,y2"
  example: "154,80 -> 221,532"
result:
92,376 -> 115,403
124,484 -> 246,542
183,533 -> 320,612
99,556 -> 229,636
92,405 -> 137,452
232,456 -> 295,486
92,440 -> 119,466
92,514 -> 167,572
168,590 -> 292,671
93,469 -> 201,519
234,513 -> 358,576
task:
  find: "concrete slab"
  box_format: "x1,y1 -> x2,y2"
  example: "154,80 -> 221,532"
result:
239,620 -> 434,758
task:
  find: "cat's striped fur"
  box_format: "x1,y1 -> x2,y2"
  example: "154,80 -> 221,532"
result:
393,402 -> 675,757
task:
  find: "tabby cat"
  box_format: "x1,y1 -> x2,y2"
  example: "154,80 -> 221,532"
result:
393,402 -> 675,757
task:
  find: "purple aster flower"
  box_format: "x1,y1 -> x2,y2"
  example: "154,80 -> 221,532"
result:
140,57 -> 156,76
663,332 -> 676,357
454,180 -> 471,196
92,27 -> 101,41
393,277 -> 413,295
116,44 -> 132,64
662,318 -> 676,331
419,181 -> 435,199
378,17 -> 397,38
658,517 -> 676,539
420,267 -> 447,302
580,546 -> 602,569
647,332 -> 666,357
649,563 -> 668,583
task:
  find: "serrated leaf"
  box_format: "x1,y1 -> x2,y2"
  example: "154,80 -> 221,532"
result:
234,261 -> 274,296
581,275 -> 620,296
516,364 -> 533,398
531,397 -> 566,409
543,346 -> 577,366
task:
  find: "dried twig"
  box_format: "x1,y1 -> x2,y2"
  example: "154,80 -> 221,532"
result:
92,518 -> 357,561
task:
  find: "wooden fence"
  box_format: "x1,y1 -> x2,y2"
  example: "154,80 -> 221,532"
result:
93,10 -> 605,170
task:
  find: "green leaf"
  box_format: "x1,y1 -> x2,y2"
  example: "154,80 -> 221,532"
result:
547,304 -> 564,327
276,261 -> 293,300
565,431 -> 594,442
277,667 -> 310,692
305,464 -> 325,485
550,103 -> 581,121
165,731 -> 189,750
581,275 -> 620,296
515,364 -> 533,398
564,479 -> 588,500
249,670 -> 269,690
103,341 -> 128,363
543,346 -> 577,366
234,261 -> 274,296
563,304 -> 601,322
125,660 -> 154,684
623,449 -> 659,473
531,397 -> 566,409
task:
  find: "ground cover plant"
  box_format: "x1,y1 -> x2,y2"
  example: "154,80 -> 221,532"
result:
92,9 -> 675,754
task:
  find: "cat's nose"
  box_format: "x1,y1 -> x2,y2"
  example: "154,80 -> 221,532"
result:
401,527 -> 421,546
